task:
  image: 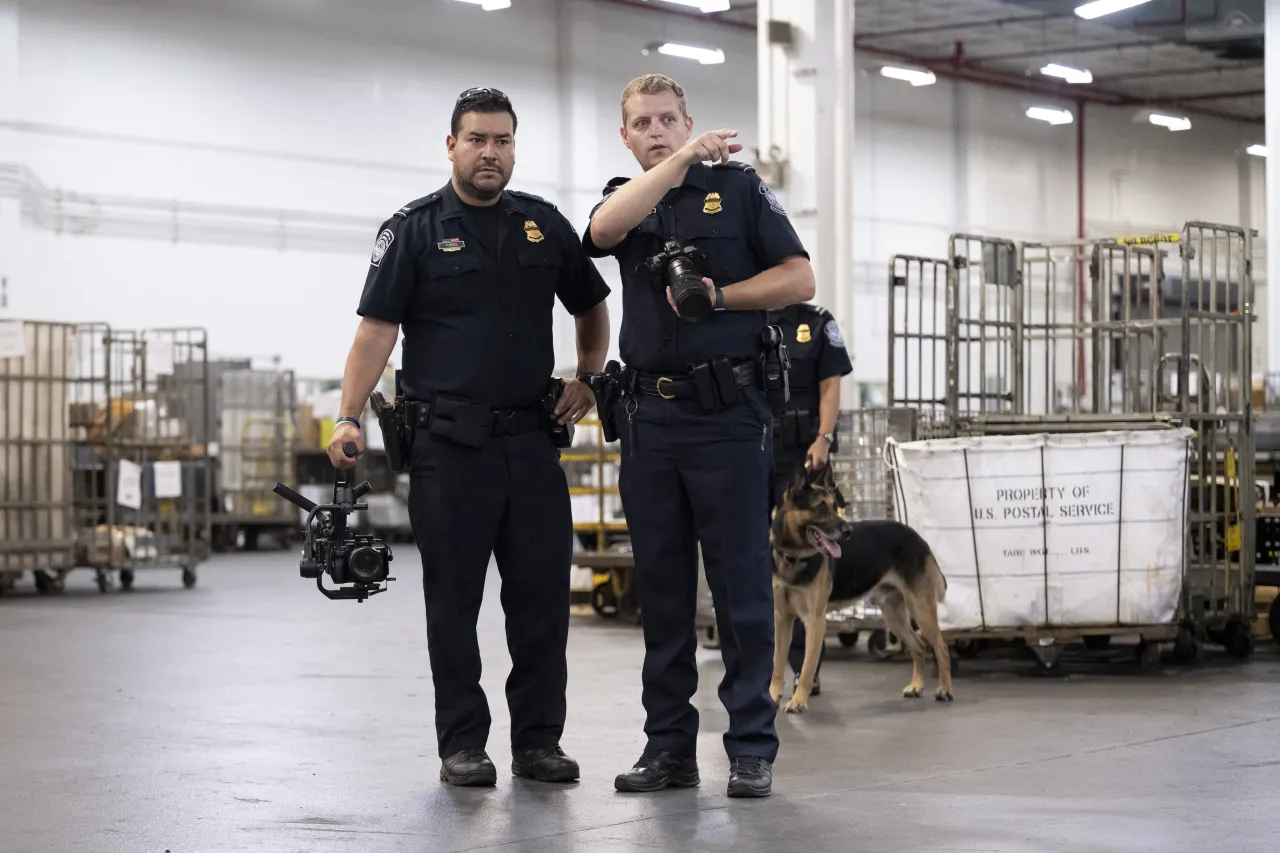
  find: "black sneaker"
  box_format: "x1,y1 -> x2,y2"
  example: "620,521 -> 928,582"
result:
613,749 -> 700,793
726,756 -> 772,798
512,745 -> 580,783
439,747 -> 498,787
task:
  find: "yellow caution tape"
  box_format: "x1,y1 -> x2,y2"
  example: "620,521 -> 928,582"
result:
1114,233 -> 1180,245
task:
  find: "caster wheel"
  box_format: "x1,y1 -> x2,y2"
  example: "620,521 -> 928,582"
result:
1083,634 -> 1112,651
837,631 -> 860,648
96,570 -> 111,594
1032,645 -> 1062,672
867,629 -> 895,661
1172,627 -> 1201,664
1223,618 -> 1254,659
1270,597 -> 1280,647
1135,639 -> 1161,667
954,638 -> 984,659
34,570 -> 64,595
590,582 -> 617,618
182,569 -> 198,589
120,570 -> 135,591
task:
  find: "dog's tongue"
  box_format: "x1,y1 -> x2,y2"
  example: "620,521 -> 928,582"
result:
806,527 -> 842,559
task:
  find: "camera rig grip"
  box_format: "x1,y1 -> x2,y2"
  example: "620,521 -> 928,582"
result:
271,443 -> 396,603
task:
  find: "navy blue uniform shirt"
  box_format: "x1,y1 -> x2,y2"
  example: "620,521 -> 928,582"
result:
766,302 -> 853,410
581,162 -> 807,373
357,181 -> 611,409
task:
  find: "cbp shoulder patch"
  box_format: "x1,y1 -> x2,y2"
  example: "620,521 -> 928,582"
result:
824,320 -> 845,347
759,180 -> 786,216
370,228 -> 394,267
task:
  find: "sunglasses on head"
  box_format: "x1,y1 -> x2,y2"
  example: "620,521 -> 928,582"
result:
457,86 -> 509,104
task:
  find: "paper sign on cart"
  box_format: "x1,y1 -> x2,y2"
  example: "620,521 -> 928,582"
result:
117,459 -> 143,510
153,461 -> 184,499
145,332 -> 176,377
0,320 -> 26,360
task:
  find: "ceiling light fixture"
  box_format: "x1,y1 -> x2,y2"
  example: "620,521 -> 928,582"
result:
1149,113 -> 1191,131
455,0 -> 511,9
651,42 -> 726,64
1040,63 -> 1093,84
1074,0 -> 1157,20
655,0 -> 732,11
1026,106 -> 1075,126
880,66 -> 937,86
1247,144 -> 1267,157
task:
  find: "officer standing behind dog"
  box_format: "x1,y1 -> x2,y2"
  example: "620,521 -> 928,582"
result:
767,301 -> 853,698
582,74 -> 814,799
327,87 -> 611,788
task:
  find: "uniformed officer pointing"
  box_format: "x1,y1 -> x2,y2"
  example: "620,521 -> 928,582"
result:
583,74 -> 815,799
767,301 -> 853,697
328,87 -> 611,788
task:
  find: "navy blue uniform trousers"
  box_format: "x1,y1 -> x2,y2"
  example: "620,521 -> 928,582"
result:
617,386 -> 779,763
407,427 -> 573,759
770,448 -> 828,678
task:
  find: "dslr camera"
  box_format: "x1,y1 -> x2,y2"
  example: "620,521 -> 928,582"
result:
272,442 -> 395,603
646,239 -> 713,322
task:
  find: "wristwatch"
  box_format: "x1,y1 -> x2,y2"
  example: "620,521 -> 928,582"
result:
713,286 -> 725,311
336,416 -> 361,431
818,432 -> 834,445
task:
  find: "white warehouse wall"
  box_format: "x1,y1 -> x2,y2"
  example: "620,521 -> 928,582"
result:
0,0 -> 1266,383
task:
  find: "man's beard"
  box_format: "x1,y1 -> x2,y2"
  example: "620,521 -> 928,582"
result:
457,165 -> 508,201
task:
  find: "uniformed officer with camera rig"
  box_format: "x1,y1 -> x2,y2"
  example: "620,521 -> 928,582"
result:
766,301 -> 853,698
328,87 -> 611,788
581,74 -> 814,799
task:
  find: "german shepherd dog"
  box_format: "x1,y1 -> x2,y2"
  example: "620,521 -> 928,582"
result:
769,464 -> 954,713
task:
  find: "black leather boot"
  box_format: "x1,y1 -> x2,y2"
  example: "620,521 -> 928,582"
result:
613,749 -> 700,793
726,756 -> 772,798
512,745 -> 580,783
439,747 -> 498,787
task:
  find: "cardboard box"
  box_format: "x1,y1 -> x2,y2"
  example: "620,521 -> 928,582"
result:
296,403 -> 320,450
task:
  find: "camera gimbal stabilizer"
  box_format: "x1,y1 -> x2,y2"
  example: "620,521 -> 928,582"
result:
272,442 -> 396,603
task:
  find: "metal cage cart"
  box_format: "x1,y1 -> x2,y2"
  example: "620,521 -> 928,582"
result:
0,320 -> 83,594
886,222 -> 1257,669
70,326 -> 213,592
209,367 -> 298,551
821,407 -> 916,658
560,416 -> 635,621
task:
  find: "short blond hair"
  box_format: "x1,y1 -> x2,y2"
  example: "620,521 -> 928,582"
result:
621,73 -> 688,124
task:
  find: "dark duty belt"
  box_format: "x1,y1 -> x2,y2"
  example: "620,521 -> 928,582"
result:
630,360 -> 759,400
403,399 -> 544,436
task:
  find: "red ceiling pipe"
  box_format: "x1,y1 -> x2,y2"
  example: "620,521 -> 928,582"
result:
588,0 -> 753,31
863,44 -> 1261,123
853,13 -> 1064,42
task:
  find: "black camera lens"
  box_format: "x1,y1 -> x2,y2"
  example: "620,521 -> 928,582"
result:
347,546 -> 385,583
668,256 -> 713,321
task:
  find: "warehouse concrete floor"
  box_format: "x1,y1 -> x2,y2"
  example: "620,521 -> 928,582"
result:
1,553 -> 1278,853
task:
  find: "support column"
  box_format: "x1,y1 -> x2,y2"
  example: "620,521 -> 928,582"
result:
832,0 -> 855,394
0,0 -> 18,315
1267,0 -> 1279,372
758,0 -> 855,393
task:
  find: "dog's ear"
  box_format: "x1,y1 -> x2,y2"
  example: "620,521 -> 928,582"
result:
788,466 -> 807,497
832,484 -> 847,509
